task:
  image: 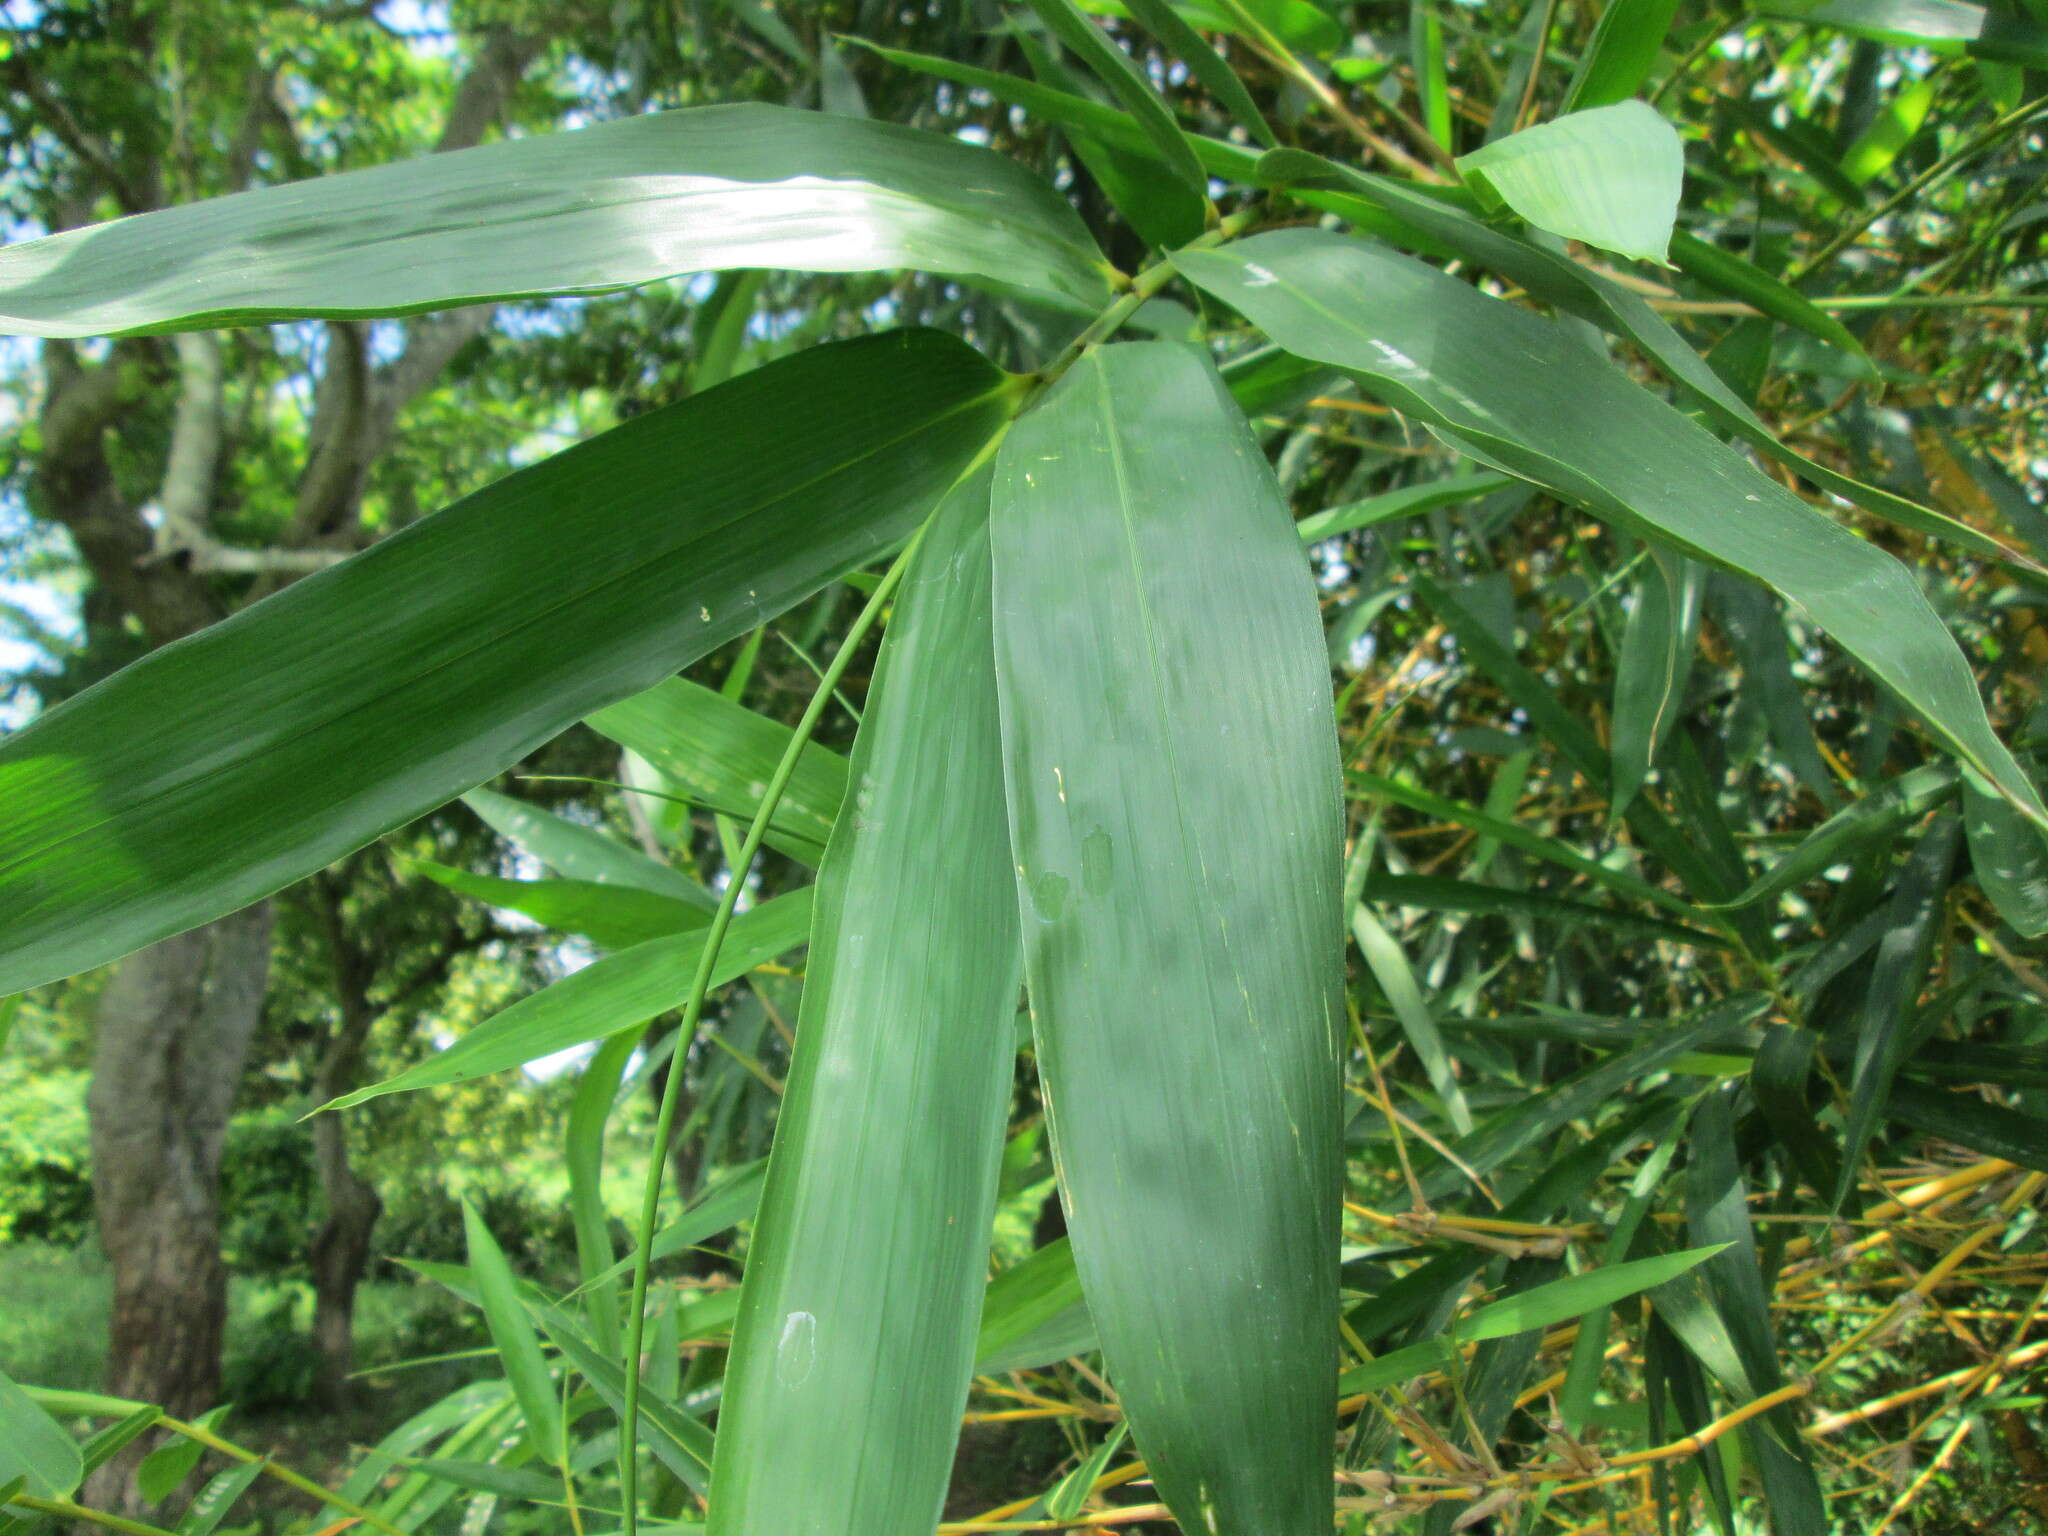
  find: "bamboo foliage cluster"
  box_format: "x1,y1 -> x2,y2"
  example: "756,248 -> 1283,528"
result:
1,1 -> 2045,1533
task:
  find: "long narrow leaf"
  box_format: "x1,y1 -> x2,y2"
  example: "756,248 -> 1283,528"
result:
991,341 -> 1342,1536
0,331 -> 1012,994
710,466 -> 1021,1536
319,890 -> 812,1109
1176,231 -> 2048,836
0,106 -> 1110,336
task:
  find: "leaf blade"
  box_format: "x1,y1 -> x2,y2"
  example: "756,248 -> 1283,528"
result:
0,106 -> 1110,337
991,342 -> 1342,1536
0,331 -> 1010,995
709,467 -> 1021,1536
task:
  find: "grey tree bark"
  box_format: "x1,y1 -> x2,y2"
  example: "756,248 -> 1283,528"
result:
81,903 -> 274,1513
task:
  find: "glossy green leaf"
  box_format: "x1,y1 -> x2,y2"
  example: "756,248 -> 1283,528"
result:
1254,153 -> 2023,572
461,1200 -> 563,1465
461,788 -> 712,907
0,331 -> 1011,996
1964,768 -> 2048,938
1176,231 -> 2048,837
408,861 -> 707,950
319,889 -> 811,1110
1456,101 -> 1684,264
175,1458 -> 267,1536
589,679 -> 845,867
991,342 -> 1342,1536
0,106 -> 1111,337
710,466 -> 1021,1536
1015,29 -> 1207,253
1562,0 -> 1682,110
0,1366 -> 81,1499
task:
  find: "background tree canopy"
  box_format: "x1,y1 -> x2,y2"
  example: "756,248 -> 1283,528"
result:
0,1 -> 2045,1534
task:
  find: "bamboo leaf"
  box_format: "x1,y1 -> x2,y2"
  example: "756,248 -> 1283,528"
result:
1715,762 -> 1958,909
1838,816 -> 1959,1202
1964,768 -> 2048,938
1353,901 -> 1475,1135
175,1458 -> 267,1536
0,331 -> 1012,995
590,679 -> 845,868
1026,0 -> 1210,207
1251,153 -> 2026,571
0,1366 -> 81,1499
1562,0 -> 1682,110
461,789 -> 712,908
991,341 -> 1342,1536
974,1240 -> 1096,1375
461,1200 -> 564,1465
567,1033 -> 639,1353
408,861 -> 708,950
0,106 -> 1111,337
1296,471 -> 1516,543
319,889 -> 812,1110
1123,0 -> 1277,147
710,466 -> 1021,1536
1456,101 -> 1684,264
1609,548 -> 1702,823
1175,231 -> 2048,837
1760,0 -> 2048,68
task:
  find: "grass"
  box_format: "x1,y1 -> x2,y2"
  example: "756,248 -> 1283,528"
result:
0,1239 -> 488,1407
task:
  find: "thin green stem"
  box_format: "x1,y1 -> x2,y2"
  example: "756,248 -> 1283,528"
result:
7,1495 -> 180,1536
1035,206 -> 1264,393
157,1414 -> 411,1536
1789,97 -> 2048,282
617,523 -> 933,1536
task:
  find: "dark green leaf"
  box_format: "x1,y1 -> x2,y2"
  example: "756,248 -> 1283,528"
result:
1563,0 -> 1682,110
589,679 -> 846,867
408,861 -> 707,950
0,331 -> 1011,995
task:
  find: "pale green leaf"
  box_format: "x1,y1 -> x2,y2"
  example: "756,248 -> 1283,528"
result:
1457,101 -> 1684,265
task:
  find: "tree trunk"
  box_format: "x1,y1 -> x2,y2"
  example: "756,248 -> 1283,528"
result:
83,903 -> 273,1513
307,964 -> 383,1413
308,1117 -> 381,1413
